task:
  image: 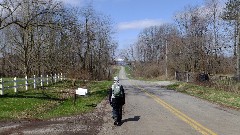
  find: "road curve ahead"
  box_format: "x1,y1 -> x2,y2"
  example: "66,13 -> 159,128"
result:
99,66 -> 240,135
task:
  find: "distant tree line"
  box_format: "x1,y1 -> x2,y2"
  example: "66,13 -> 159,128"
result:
0,0 -> 117,80
123,0 -> 239,79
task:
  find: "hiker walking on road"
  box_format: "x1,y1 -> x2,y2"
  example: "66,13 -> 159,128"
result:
109,76 -> 125,126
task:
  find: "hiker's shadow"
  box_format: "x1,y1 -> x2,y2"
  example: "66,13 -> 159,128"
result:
121,116 -> 140,125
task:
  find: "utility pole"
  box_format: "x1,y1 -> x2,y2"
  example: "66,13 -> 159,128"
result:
165,40 -> 168,79
237,17 -> 240,80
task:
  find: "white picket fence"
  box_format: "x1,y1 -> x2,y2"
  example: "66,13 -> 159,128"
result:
0,73 -> 64,95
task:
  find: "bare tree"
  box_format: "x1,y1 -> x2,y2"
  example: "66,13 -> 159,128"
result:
0,0 -> 64,76
222,0 -> 240,78
129,2 -> 236,79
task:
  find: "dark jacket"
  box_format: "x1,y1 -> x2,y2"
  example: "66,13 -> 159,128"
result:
109,85 -> 125,106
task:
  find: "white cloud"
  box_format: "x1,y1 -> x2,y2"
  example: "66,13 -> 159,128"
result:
117,19 -> 163,31
59,0 -> 127,6
60,0 -> 83,6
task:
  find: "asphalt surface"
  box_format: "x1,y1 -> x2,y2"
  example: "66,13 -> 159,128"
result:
98,66 -> 240,135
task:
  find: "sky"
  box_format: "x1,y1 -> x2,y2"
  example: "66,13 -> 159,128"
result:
61,0 -> 207,50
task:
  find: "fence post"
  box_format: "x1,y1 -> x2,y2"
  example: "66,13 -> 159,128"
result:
186,72 -> 189,82
61,73 -> 63,81
46,75 -> 49,85
14,77 -> 17,93
33,75 -> 36,89
50,74 -> 53,84
25,76 -> 28,90
54,74 -> 57,83
0,78 -> 4,95
57,73 -> 60,82
41,75 -> 43,87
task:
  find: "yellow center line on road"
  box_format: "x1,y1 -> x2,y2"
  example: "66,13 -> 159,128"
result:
134,84 -> 217,135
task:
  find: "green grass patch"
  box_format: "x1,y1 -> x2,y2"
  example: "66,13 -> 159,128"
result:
125,66 -> 133,79
167,82 -> 240,109
124,66 -> 165,81
0,80 -> 112,121
40,81 -> 112,119
112,66 -> 121,77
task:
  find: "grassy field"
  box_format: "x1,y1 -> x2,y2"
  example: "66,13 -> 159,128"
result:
125,66 -> 133,79
0,80 -> 112,120
112,66 -> 121,77
167,82 -> 240,110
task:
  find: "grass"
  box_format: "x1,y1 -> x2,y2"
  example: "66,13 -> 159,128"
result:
112,66 -> 121,77
40,81 -> 112,119
124,66 -> 166,81
0,80 -> 112,120
167,82 -> 240,110
125,66 -> 133,79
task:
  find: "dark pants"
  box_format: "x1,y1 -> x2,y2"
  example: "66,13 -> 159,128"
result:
112,99 -> 123,122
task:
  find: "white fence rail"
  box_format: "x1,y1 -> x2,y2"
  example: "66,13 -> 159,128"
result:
0,73 -> 64,95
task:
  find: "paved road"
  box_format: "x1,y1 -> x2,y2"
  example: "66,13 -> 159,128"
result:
99,66 -> 240,135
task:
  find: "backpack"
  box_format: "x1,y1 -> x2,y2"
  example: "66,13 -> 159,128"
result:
112,83 -> 122,98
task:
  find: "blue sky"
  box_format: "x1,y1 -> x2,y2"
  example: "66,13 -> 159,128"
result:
61,0 -> 225,50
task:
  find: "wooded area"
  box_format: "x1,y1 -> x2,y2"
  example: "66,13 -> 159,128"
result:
123,0 -> 239,80
0,0 -> 117,80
